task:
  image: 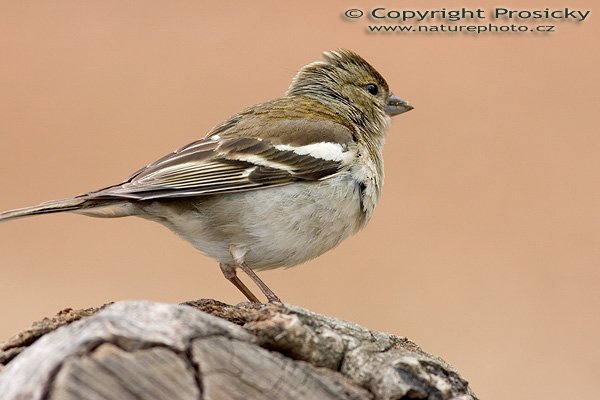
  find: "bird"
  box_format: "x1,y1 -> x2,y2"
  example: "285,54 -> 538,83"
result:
0,49 -> 413,303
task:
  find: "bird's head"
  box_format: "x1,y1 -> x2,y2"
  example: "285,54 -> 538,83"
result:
286,49 -> 413,133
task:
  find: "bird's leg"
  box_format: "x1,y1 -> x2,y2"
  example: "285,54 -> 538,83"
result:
237,262 -> 282,303
219,263 -> 261,303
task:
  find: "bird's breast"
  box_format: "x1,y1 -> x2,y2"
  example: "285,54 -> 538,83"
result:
140,173 -> 367,270
350,141 -> 384,220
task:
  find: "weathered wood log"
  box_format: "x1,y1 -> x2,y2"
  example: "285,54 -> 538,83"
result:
0,300 -> 477,399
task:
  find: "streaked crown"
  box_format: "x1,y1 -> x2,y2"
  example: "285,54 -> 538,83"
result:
286,49 -> 392,130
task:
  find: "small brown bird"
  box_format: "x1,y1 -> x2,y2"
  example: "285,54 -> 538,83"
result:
0,49 -> 412,303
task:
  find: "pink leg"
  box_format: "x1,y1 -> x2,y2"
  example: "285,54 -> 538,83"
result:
219,263 -> 261,303
237,262 -> 282,303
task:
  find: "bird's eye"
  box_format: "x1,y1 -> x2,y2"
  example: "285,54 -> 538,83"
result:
365,84 -> 379,96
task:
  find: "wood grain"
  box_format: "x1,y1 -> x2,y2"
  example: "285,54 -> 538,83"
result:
0,300 -> 477,399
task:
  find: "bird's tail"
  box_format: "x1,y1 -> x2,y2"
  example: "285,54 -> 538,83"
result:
0,197 -> 134,223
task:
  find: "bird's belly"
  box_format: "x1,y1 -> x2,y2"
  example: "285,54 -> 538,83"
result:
142,174 -> 366,270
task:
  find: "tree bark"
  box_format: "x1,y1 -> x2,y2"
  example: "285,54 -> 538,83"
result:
0,300 -> 477,400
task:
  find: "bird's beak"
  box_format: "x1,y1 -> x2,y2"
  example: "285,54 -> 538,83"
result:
385,94 -> 413,116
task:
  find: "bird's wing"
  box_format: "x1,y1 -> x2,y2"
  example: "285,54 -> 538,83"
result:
92,105 -> 357,200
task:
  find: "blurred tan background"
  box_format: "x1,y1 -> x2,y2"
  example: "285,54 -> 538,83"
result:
0,1 -> 598,398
